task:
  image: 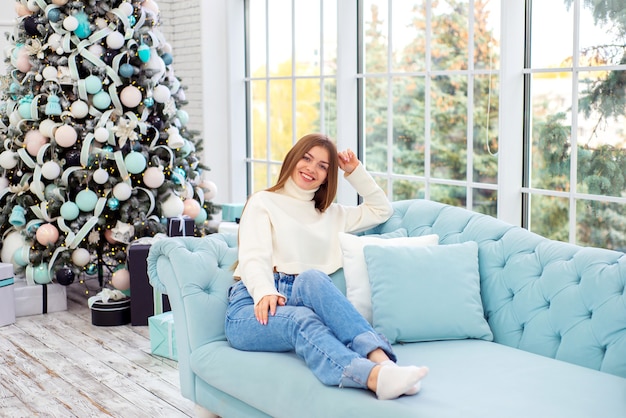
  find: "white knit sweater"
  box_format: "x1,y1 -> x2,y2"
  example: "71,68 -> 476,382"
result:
234,163 -> 393,305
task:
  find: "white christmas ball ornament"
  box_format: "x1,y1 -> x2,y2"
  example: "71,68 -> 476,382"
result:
70,100 -> 89,119
152,84 -> 170,103
0,150 -> 18,169
113,182 -> 132,201
0,177 -> 8,189
120,85 -> 142,108
39,119 -> 58,138
1,231 -> 26,264
106,31 -> 125,50
41,161 -> 61,180
47,33 -> 62,50
119,2 -> 134,16
42,66 -> 58,81
71,248 -> 90,267
161,194 -> 184,218
63,15 -> 79,31
201,180 -> 218,200
143,166 -> 165,188
93,168 -> 109,184
88,43 -> 104,57
55,125 -> 78,147
94,127 -> 110,143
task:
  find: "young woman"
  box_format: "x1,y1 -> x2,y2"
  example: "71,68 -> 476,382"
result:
225,133 -> 428,400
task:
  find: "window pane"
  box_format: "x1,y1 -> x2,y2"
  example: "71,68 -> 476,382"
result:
474,0 -> 500,70
323,0 -> 338,76
473,74 -> 498,184
323,79 -> 337,138
431,75 -> 467,181
579,5 -> 623,67
392,178 -> 424,201
529,194 -> 569,242
431,184 -> 466,207
392,76 -> 425,176
577,200 -> 626,250
268,0 -> 292,76
250,80 -> 267,160
268,79 -> 293,161
392,1 -> 425,73
364,0 -> 389,74
431,0 -> 469,72
529,73 -> 571,191
531,0 -> 573,68
364,77 -> 388,172
295,0 -> 321,77
249,0 -> 267,77
295,79 -> 321,140
251,162 -> 281,191
473,189 -> 497,217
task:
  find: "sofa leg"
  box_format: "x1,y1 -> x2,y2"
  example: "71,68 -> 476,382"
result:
194,404 -> 219,418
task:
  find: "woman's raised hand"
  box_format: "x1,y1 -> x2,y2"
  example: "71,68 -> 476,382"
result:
338,149 -> 359,174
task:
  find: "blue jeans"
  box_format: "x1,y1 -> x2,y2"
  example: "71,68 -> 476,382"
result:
224,269 -> 396,389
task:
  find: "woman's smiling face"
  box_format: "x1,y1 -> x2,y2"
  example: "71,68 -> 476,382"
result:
291,145 -> 330,190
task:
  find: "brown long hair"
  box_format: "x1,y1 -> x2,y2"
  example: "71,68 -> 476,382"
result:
267,133 -> 339,212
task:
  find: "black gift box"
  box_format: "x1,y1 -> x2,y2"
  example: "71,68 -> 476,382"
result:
128,243 -> 170,326
91,298 -> 131,326
167,217 -> 195,237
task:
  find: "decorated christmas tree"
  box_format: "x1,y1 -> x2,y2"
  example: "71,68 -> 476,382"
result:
0,0 -> 218,290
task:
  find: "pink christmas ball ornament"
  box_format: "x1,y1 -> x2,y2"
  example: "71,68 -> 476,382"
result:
24,130 -> 49,156
120,85 -> 142,108
54,125 -> 78,147
111,268 -> 130,291
104,228 -> 117,244
183,199 -> 201,219
16,48 -> 32,73
36,223 -> 59,245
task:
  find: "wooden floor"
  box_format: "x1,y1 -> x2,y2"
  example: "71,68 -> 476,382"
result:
0,281 -> 195,418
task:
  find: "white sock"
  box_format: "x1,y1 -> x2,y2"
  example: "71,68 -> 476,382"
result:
380,360 -> 427,395
375,363 -> 429,400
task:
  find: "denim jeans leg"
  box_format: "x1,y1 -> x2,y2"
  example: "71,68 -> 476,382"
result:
225,281 -> 375,388
289,269 -> 397,362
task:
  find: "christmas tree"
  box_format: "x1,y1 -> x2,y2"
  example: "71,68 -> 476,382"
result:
0,0 -> 218,290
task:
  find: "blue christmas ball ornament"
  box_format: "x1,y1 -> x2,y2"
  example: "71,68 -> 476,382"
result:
194,208 -> 208,225
107,197 -> 120,210
74,12 -> 92,39
47,8 -> 61,23
92,91 -> 111,110
84,75 -> 102,94
176,110 -> 189,126
33,263 -> 52,284
143,97 -> 154,107
125,151 -> 147,174
119,63 -> 134,78
86,263 -> 98,275
128,15 -> 137,26
76,189 -> 98,212
60,201 -> 80,221
161,53 -> 173,66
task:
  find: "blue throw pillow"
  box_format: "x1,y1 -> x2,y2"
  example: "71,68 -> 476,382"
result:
363,241 -> 493,344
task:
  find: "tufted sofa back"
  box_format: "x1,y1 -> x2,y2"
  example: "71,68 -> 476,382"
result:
371,200 -> 626,378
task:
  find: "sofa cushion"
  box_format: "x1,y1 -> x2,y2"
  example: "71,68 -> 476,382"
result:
339,230 -> 439,323
364,241 -> 493,343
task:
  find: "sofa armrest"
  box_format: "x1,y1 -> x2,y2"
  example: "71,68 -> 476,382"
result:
147,233 -> 238,400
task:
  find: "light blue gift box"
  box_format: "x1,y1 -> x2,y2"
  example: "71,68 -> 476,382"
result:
221,203 -> 244,222
149,311 -> 177,361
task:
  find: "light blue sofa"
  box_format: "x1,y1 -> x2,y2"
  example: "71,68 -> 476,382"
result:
147,199 -> 626,418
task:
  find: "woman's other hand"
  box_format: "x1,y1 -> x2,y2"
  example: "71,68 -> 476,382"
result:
338,149 -> 359,174
255,294 -> 286,325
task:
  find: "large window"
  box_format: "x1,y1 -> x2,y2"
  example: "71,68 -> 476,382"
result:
242,0 -> 626,249
525,0 -> 626,249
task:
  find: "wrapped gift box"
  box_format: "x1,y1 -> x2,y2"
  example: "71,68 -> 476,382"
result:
90,297 -> 131,326
221,203 -> 244,222
128,242 -> 171,326
14,279 -> 67,317
167,217 -> 194,237
148,311 -> 177,361
0,263 -> 15,327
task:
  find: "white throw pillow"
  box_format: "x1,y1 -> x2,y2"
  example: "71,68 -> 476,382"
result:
338,232 -> 439,323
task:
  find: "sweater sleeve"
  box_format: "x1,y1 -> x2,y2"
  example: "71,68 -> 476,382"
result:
342,163 -> 394,233
235,194 -> 283,305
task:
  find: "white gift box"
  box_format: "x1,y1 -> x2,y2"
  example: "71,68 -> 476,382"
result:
13,279 -> 67,317
0,263 -> 15,327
